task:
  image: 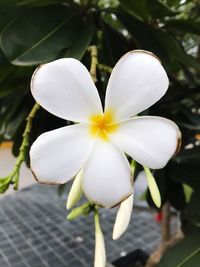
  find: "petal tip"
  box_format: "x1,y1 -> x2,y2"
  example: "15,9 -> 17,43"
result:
129,49 -> 162,64
30,168 -> 63,185
173,130 -> 182,157
30,64 -> 44,95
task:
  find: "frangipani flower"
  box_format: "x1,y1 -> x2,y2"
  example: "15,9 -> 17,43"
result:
30,50 -> 181,209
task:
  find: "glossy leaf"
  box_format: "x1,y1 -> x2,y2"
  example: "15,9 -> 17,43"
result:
119,0 -> 149,21
0,5 -> 86,65
158,225 -> 200,267
186,191 -> 200,224
65,15 -> 94,60
0,0 -> 72,6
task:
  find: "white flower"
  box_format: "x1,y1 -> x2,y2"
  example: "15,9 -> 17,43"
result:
30,50 -> 181,209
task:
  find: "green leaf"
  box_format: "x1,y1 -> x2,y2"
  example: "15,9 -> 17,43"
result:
65,15 -> 94,60
186,191 -> 200,225
151,28 -> 200,71
147,0 -> 178,19
0,5 -> 86,65
0,0 -> 72,6
119,0 -> 149,21
169,146 -> 200,189
158,225 -> 200,267
168,180 -> 186,211
117,12 -> 170,66
67,202 -> 91,220
100,20 -> 132,66
119,0 -> 177,21
165,20 -> 200,36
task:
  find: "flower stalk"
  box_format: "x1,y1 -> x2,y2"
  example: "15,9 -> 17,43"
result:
94,210 -> 106,267
88,45 -> 98,82
97,63 -> 112,74
0,102 -> 40,192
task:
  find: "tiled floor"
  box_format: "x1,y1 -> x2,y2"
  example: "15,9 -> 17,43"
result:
0,183 -> 163,267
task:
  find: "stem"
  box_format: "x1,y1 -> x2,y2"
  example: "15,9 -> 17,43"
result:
94,209 -> 106,267
11,103 -> 40,189
97,63 -> 112,74
161,202 -> 171,242
88,45 -> 98,82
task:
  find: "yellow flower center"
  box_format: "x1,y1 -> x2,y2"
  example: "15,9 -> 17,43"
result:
90,111 -> 118,141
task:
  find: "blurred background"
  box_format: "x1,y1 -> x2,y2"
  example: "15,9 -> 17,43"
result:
0,0 -> 200,266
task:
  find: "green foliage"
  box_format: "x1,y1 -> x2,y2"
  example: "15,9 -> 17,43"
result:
0,0 -> 200,264
67,202 -> 96,220
1,5 -> 93,65
158,224 -> 200,267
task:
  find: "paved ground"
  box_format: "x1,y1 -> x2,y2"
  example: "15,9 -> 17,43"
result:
0,182 -> 163,267
0,147 -> 178,266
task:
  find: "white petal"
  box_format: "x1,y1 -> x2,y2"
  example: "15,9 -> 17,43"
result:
110,116 -> 181,169
94,213 -> 106,267
113,194 -> 134,240
30,124 -> 94,184
66,170 -> 83,210
31,58 -> 103,122
82,140 -> 133,209
105,50 -> 169,120
144,166 -> 161,208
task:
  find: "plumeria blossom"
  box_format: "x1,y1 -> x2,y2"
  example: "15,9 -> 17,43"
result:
30,50 -> 181,209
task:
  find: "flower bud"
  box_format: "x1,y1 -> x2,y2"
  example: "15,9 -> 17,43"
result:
66,170 -> 83,210
112,193 -> 134,240
143,166 -> 161,208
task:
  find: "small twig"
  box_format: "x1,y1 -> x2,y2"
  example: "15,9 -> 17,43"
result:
161,202 -> 171,242
0,102 -> 40,192
88,45 -> 98,82
13,102 -> 40,188
97,63 -> 112,74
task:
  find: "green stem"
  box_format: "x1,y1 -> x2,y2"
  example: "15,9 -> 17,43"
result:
11,102 -> 40,189
97,63 -> 112,74
94,209 -> 101,233
88,45 -> 98,82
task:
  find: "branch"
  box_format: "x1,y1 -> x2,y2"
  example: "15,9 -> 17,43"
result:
88,45 -> 98,82
97,63 -> 112,74
0,102 -> 40,192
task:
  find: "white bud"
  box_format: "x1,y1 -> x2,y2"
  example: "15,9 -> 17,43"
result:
112,193 -> 134,240
66,170 -> 83,210
143,166 -> 161,208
